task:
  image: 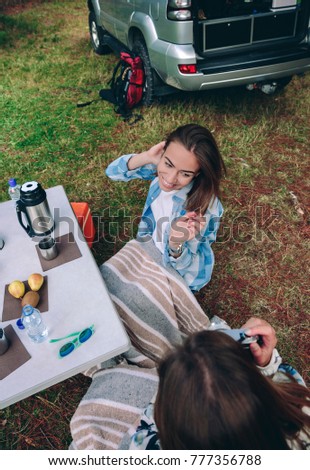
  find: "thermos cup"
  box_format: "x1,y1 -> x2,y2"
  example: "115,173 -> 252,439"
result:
38,236 -> 58,260
0,328 -> 9,355
16,181 -> 54,238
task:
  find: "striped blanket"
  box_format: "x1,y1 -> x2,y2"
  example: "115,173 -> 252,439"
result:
70,239 -> 210,450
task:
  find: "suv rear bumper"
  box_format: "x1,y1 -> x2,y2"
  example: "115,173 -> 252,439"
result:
149,41 -> 310,91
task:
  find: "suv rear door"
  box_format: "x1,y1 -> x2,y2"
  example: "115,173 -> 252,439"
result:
99,0 -> 134,45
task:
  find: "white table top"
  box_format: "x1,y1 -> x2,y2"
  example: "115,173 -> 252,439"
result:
0,185 -> 130,409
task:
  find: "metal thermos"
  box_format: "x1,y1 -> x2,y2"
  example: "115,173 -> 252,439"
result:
16,181 -> 54,238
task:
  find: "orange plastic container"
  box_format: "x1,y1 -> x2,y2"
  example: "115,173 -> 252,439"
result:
71,202 -> 96,248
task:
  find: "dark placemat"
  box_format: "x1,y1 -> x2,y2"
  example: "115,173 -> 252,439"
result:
36,232 -> 82,272
2,276 -> 49,322
0,324 -> 31,380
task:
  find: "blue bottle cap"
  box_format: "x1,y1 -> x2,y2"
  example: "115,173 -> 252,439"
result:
16,318 -> 25,330
8,178 -> 17,187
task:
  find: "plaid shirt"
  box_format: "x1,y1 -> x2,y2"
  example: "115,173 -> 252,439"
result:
106,154 -> 224,291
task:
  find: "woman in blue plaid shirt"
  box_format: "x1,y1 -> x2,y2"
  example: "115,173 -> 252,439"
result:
105,123 -> 226,292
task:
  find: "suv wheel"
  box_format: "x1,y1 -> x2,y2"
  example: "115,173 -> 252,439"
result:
133,39 -> 155,106
89,11 -> 111,55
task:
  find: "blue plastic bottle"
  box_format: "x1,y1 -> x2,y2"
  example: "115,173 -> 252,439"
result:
8,178 -> 21,203
21,305 -> 48,343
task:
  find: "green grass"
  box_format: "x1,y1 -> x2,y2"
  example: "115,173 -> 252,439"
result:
0,0 -> 309,450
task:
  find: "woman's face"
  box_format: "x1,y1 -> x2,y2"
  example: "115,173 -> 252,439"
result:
157,141 -> 200,192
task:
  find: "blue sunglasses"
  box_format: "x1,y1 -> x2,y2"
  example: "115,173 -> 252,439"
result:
50,324 -> 95,358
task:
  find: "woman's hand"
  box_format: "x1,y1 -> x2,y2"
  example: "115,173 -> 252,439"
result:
127,141 -> 166,170
241,317 -> 277,367
146,141 -> 166,166
169,211 -> 206,247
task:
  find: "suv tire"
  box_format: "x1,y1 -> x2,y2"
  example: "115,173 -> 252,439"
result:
133,38 -> 155,106
89,11 -> 111,55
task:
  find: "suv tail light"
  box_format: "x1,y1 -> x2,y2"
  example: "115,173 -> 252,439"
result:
178,64 -> 197,74
167,0 -> 192,21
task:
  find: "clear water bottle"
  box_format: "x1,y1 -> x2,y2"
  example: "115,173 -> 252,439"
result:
21,304 -> 48,343
8,178 -> 21,203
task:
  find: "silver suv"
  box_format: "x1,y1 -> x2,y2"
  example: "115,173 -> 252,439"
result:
87,0 -> 310,104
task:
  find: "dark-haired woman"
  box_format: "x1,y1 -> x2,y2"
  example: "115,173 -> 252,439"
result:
131,318 -> 310,450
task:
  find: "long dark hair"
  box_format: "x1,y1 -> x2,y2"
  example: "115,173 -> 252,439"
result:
164,124 -> 226,214
154,330 -> 310,450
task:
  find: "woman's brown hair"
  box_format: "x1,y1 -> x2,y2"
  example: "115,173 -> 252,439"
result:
164,124 -> 226,214
154,330 -> 310,450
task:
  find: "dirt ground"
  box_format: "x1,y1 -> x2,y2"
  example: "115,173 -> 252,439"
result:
1,0 -> 46,14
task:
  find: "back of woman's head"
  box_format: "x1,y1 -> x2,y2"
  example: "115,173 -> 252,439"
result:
154,330 -> 309,450
165,124 -> 226,213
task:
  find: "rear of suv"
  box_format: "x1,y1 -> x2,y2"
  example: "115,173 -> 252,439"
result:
87,0 -> 310,104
